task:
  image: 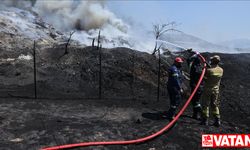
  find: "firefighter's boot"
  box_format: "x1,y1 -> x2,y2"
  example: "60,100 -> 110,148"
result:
192,106 -> 202,120
213,117 -> 221,127
200,117 -> 208,126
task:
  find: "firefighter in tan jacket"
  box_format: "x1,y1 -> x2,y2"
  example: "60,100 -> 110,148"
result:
201,55 -> 223,127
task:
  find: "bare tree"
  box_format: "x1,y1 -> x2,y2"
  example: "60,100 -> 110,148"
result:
92,38 -> 95,47
64,30 -> 75,55
97,30 -> 101,49
152,22 -> 180,55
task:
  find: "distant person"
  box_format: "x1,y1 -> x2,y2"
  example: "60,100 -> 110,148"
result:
166,57 -> 184,120
187,49 -> 204,120
200,55 -> 223,127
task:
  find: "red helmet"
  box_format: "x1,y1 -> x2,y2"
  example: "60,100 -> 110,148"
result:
175,57 -> 184,63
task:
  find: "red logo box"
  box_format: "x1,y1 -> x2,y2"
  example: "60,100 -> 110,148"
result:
202,134 -> 250,148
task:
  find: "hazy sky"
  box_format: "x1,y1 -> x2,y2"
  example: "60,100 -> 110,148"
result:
107,1 -> 250,43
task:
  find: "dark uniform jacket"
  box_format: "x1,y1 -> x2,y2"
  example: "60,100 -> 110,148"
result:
167,65 -> 183,90
187,54 -> 203,87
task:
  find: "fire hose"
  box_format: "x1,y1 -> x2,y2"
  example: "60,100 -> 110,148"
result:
41,52 -> 207,150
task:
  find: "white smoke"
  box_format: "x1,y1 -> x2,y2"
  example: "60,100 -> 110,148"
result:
0,0 -> 154,52
33,0 -> 136,49
0,0 -> 33,9
0,0 -> 129,33
33,0 -> 128,33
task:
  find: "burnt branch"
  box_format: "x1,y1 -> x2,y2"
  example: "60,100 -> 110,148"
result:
64,30 -> 75,55
152,22 -> 180,55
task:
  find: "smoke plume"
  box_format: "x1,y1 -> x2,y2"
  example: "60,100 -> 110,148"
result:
34,0 -> 128,33
0,0 -> 154,52
0,0 -> 33,9
1,0 -> 128,33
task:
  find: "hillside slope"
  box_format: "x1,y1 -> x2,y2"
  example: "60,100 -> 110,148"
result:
0,46 -> 249,150
0,6 -> 249,150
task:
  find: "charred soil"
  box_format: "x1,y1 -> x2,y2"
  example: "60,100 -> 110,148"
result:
0,47 -> 249,150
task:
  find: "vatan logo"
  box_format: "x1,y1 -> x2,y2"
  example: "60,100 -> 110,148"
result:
202,134 -> 213,147
202,134 -> 250,148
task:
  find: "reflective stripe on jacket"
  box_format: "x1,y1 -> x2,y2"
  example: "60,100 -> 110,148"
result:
167,65 -> 183,90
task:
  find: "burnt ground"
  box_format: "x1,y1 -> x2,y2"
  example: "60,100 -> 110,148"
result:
0,7 -> 249,149
0,98 -> 248,150
0,47 -> 249,150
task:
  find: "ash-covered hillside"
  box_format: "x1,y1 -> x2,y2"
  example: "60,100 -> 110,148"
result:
0,4 -> 249,125
0,7 -> 167,100
0,10 -> 249,128
0,44 -> 170,100
0,8 -> 68,49
0,3 -> 249,150
0,47 -> 250,150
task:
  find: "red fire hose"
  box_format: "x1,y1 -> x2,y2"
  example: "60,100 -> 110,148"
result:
42,53 -> 207,150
